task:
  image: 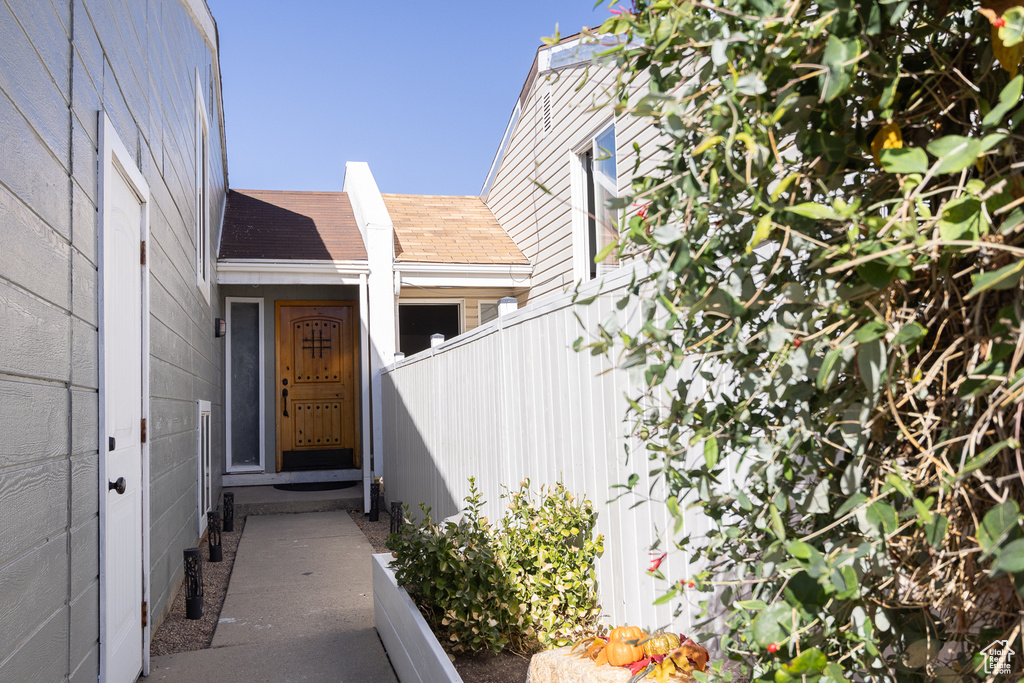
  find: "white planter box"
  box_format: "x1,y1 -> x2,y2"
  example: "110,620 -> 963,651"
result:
372,553 -> 463,683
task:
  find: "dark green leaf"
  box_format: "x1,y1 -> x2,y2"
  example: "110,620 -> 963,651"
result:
817,347 -> 842,389
992,538 -> 1024,573
787,202 -> 841,219
892,322 -> 927,348
782,647 -> 827,674
704,436 -> 720,469
939,196 -> 988,242
867,501 -> 898,534
926,136 -> 982,175
752,603 -> 791,646
855,320 -> 887,343
819,35 -> 861,101
835,492 -> 869,518
879,147 -> 927,174
857,338 -> 886,394
967,260 -> 1024,298
983,75 -> 1024,127
925,513 -> 948,549
979,500 -> 1020,555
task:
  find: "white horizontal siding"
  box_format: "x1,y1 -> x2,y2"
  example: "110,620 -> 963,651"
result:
487,64 -> 669,305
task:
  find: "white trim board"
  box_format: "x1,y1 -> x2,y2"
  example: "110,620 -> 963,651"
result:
394,263 -> 532,289
195,69 -> 211,304
197,400 -> 212,535
217,259 -> 370,285
224,297 -> 266,474
98,111 -> 152,682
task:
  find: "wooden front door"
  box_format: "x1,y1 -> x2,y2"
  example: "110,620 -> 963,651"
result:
275,302 -> 360,471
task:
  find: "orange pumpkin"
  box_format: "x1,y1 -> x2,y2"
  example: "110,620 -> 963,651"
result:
605,626 -> 646,666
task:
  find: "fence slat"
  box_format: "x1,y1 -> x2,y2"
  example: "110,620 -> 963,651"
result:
381,276 -> 701,631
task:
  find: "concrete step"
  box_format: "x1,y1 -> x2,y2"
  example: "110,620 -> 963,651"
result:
225,485 -> 363,517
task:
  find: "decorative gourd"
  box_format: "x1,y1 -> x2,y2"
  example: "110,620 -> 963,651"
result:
605,626 -> 646,666
642,631 -> 681,658
669,636 -> 710,672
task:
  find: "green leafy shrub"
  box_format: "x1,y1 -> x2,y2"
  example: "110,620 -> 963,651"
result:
571,0 -> 1024,678
388,478 -> 523,653
498,480 -> 604,648
388,478 -> 603,654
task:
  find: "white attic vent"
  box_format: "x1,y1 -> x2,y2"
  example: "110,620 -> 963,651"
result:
536,87 -> 552,137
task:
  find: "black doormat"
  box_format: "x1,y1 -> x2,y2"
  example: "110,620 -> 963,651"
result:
280,447 -> 354,471
273,481 -> 358,492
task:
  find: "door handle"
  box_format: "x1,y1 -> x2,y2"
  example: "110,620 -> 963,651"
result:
109,436 -> 115,451
282,388 -> 289,417
108,477 -> 126,495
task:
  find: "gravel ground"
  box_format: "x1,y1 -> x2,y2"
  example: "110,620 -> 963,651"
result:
348,508 -> 531,683
150,517 -> 245,656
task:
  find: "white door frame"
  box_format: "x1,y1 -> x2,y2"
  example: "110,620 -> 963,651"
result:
97,111 -> 152,681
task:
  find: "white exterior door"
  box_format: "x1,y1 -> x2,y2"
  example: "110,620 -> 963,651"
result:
100,156 -> 145,682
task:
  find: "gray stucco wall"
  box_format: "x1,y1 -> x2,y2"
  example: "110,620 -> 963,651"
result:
220,285 -> 360,471
0,0 -> 226,680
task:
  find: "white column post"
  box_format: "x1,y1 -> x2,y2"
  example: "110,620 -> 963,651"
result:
498,296 -> 518,317
344,162 -> 396,492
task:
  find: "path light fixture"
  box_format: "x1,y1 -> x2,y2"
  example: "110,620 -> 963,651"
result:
184,547 -> 204,619
208,510 -> 223,562
390,501 -> 403,535
223,492 -> 234,532
369,479 -> 381,522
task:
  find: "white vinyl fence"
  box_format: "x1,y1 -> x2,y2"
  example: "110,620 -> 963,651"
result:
381,268 -> 723,632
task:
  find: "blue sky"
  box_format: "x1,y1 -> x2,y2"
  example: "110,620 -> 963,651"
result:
207,1 -> 615,196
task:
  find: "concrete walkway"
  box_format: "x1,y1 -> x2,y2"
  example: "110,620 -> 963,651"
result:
148,511 -> 398,683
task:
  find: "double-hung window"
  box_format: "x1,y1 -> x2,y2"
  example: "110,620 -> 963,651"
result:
574,122 -> 618,280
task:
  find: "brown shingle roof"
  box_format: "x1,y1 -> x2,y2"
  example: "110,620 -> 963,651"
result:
219,189 -> 367,261
381,194 -> 528,265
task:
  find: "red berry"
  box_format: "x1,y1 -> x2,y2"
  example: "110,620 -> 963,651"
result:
767,643 -> 779,654
793,338 -> 802,347
995,17 -> 1007,27
688,580 -> 696,588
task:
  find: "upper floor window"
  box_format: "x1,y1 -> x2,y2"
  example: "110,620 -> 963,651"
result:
574,123 -> 618,280
195,72 -> 211,301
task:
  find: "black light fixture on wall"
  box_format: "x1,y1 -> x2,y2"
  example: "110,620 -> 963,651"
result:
214,317 -> 226,338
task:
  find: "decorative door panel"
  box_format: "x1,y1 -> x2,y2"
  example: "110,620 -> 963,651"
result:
276,303 -> 359,472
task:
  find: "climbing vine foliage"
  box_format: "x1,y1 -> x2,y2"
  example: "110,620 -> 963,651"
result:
581,0 -> 1024,679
